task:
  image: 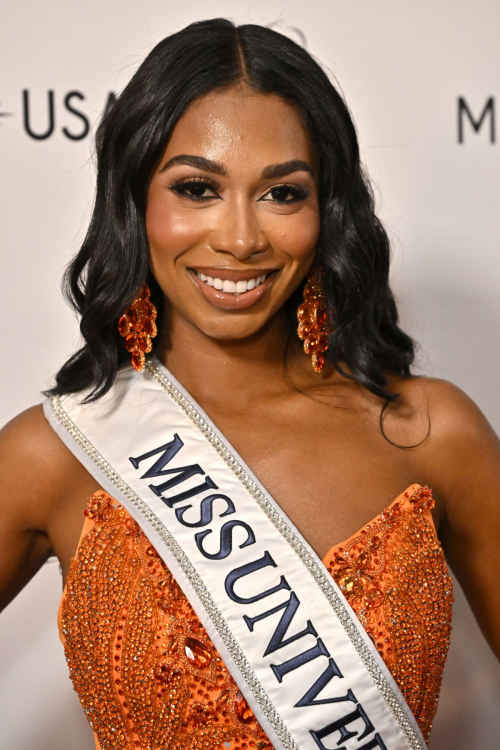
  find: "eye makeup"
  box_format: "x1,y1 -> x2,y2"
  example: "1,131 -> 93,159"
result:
168,177 -> 311,204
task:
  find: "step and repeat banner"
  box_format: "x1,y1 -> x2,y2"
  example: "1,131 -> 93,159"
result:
1,1 -> 499,748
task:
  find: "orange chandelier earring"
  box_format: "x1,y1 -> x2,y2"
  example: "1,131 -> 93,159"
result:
297,268 -> 330,373
117,283 -> 158,372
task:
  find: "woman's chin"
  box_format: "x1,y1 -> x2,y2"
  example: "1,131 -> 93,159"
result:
194,321 -> 272,343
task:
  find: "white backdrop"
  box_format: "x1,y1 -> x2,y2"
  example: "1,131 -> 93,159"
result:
1,1 -> 499,748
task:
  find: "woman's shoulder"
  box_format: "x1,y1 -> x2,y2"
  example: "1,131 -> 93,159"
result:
0,403 -> 94,530
387,373 -> 499,499
1,403 -> 70,473
389,373 -> 497,444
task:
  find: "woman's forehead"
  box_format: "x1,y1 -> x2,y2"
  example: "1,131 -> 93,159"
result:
162,86 -> 316,170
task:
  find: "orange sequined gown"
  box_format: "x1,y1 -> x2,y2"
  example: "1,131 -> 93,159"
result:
57,484 -> 453,749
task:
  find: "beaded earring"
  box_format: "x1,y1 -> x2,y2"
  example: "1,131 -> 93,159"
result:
297,268 -> 330,373
117,283 -> 158,372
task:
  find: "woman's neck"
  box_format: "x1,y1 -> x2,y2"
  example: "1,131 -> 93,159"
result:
153,306 -> 316,410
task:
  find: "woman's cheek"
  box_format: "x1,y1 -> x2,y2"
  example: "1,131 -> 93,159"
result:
270,212 -> 320,262
146,201 -> 200,262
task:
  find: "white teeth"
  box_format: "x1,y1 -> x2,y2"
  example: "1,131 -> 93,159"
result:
195,271 -> 269,294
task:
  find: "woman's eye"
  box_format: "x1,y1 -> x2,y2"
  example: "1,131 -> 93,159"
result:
169,179 -> 219,201
168,179 -> 310,204
261,185 -> 310,204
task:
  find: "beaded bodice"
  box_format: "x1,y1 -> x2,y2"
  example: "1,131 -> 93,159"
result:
58,484 -> 453,749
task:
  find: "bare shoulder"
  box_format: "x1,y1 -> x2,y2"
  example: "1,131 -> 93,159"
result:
387,374 -> 500,511
0,403 -> 91,531
390,373 -> 498,447
1,403 -> 75,481
2,403 -> 63,455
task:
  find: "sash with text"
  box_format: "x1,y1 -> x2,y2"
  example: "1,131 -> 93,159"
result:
44,356 -> 426,750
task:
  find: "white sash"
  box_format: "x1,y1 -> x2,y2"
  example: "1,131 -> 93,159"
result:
43,356 -> 426,750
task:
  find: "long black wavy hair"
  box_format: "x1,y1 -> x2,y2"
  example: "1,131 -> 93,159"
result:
48,17 -> 416,408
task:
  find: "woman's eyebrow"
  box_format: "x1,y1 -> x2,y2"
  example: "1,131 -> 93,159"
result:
160,154 -> 314,179
261,160 -> 314,179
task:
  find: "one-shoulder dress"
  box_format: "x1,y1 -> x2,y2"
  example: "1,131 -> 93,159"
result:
57,483 -> 453,749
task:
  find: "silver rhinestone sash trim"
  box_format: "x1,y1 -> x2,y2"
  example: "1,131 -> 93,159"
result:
49,393 -> 294,750
145,359 -> 425,750
50,359 -> 425,750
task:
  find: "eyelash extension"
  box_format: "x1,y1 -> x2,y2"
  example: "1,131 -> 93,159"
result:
168,177 -> 221,201
168,178 -> 310,204
267,184 -> 310,204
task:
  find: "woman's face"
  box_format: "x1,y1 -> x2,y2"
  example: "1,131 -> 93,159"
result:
146,83 -> 321,341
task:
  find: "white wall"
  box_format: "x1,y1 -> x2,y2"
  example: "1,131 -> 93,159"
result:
1,1 -> 499,747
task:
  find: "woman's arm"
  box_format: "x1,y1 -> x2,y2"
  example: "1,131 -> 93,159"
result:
422,379 -> 500,659
0,406 -> 58,611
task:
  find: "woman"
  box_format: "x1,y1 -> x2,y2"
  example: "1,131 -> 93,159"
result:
0,16 -> 499,750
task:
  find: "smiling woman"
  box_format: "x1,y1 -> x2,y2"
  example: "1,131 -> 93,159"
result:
146,88 -> 320,332
1,15 -> 499,750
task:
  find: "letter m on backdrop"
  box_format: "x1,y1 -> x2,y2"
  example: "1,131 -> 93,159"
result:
458,97 -> 496,143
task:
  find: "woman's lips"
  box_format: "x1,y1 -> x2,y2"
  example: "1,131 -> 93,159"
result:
188,268 -> 278,310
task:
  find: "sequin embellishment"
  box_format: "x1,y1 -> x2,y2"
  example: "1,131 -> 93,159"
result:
61,492 -> 273,750
326,486 -> 453,743
60,486 -> 452,749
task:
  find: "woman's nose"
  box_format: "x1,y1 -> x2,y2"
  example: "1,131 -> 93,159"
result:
208,198 -> 268,261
